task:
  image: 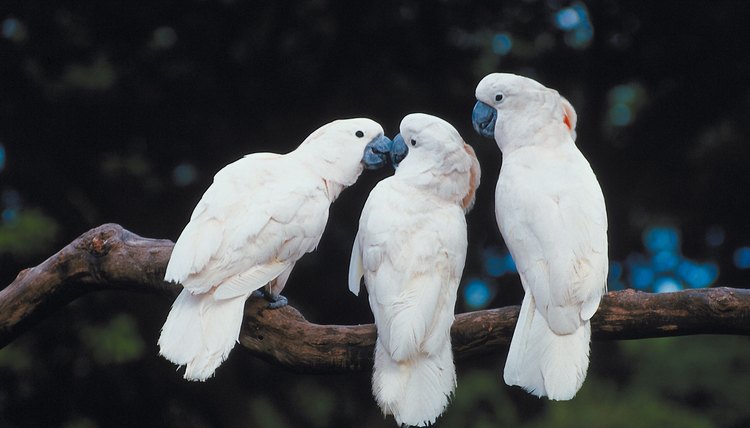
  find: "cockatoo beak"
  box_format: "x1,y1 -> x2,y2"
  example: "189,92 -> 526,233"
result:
390,133 -> 409,168
362,135 -> 394,170
471,101 -> 497,139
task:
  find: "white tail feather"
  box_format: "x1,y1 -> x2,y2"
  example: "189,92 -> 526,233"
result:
503,293 -> 591,400
158,288 -> 248,381
373,340 -> 456,427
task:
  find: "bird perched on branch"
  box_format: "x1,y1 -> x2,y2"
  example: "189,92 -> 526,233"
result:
349,113 -> 480,426
159,118 -> 398,381
472,73 -> 608,400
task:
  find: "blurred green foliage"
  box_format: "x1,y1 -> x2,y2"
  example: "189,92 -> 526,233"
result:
0,342 -> 32,373
621,336 -> 750,427
441,370 -> 520,427
79,313 -> 145,365
61,417 -> 98,428
2,336 -> 743,427
0,209 -> 58,257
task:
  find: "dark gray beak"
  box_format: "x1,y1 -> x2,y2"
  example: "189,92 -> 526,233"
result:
362,135 -> 395,170
390,133 -> 409,168
472,101 -> 497,139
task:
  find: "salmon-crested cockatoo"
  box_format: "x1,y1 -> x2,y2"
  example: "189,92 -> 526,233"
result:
159,118 -> 396,381
349,113 -> 480,426
472,73 -> 608,400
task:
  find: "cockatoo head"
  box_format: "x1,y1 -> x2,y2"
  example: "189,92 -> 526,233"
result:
301,117 -> 394,168
295,118 -> 399,188
393,113 -> 480,211
472,73 -> 578,149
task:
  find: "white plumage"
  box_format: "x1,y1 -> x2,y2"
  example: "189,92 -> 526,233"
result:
159,118 -> 388,381
349,113 -> 480,426
473,73 -> 608,400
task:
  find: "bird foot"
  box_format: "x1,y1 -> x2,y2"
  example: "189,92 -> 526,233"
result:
251,290 -> 288,309
266,295 -> 288,309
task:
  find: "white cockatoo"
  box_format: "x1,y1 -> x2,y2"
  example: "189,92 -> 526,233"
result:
159,118 -> 396,381
349,113 -> 480,426
472,73 -> 608,400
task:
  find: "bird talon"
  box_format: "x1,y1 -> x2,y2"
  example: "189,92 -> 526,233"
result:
251,289 -> 288,309
266,295 -> 288,309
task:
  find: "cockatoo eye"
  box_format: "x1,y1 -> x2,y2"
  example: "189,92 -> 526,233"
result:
495,93 -> 504,102
411,139 -> 417,147
355,130 -> 365,138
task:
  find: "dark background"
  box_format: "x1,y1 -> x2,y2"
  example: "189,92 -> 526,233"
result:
1,1 -> 750,427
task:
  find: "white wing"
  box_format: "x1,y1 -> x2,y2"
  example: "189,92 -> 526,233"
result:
357,177 -> 466,426
165,153 -> 330,297
496,144 -> 608,334
360,179 -> 467,360
348,230 -> 364,296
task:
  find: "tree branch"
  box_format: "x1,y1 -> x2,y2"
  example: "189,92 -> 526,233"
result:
1,224 -> 749,372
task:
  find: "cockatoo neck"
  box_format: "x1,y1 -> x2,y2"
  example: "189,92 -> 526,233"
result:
395,147 -> 471,206
290,143 -> 364,201
495,95 -> 572,154
496,122 -> 572,153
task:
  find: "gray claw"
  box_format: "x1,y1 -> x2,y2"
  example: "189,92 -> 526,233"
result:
266,295 -> 288,309
252,289 -> 288,309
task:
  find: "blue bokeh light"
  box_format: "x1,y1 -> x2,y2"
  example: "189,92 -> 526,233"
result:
733,247 -> 750,269
705,225 -> 726,248
609,103 -> 632,127
610,84 -> 637,104
173,163 -> 197,186
606,83 -> 646,128
484,254 -> 504,277
654,276 -> 682,293
643,226 -> 680,254
608,261 -> 626,290
555,8 -> 581,31
555,3 -> 593,49
651,250 -> 680,273
491,33 -> 513,56
1,18 -> 19,39
565,25 -> 593,49
463,278 -> 494,310
483,247 -> 516,277
677,260 -> 718,288
0,143 -> 5,172
609,261 -> 623,280
629,263 -> 654,290
2,208 -> 18,223
615,225 -> 720,292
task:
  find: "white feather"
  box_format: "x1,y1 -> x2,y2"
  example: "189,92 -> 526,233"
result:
348,231 -> 364,296
475,73 -> 607,400
212,262 -> 289,300
159,289 -> 248,381
503,293 -> 590,400
350,114 -> 479,426
159,118 -> 386,380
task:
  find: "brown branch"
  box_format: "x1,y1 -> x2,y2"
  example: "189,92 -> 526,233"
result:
2,224 -> 749,372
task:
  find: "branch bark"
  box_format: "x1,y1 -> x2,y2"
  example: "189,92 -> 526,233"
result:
2,224 -> 749,372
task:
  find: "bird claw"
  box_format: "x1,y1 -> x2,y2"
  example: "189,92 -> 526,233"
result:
266,295 -> 288,309
251,289 -> 288,309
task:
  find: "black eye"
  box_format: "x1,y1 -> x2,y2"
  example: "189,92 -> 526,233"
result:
355,130 -> 364,138
495,93 -> 504,102
410,139 -> 417,147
